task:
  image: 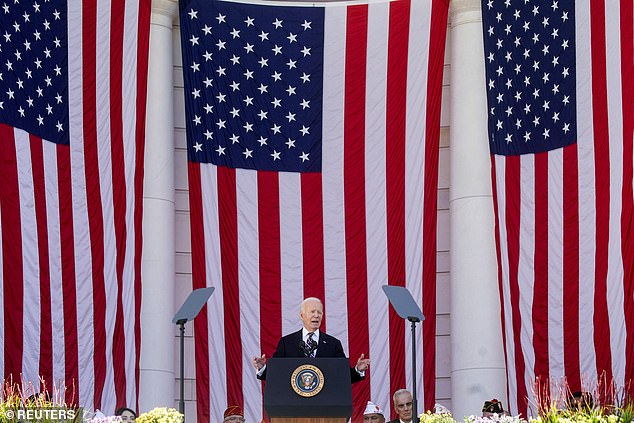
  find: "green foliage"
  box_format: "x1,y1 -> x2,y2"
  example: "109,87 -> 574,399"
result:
617,402 -> 633,423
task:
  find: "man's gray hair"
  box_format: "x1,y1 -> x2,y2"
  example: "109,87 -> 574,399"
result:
392,389 -> 412,405
300,297 -> 323,312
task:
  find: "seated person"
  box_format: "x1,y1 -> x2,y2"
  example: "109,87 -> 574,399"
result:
223,406 -> 245,423
566,391 -> 594,411
363,401 -> 386,423
115,407 -> 137,423
26,391 -> 53,406
434,404 -> 451,415
482,399 -> 507,417
388,389 -> 413,423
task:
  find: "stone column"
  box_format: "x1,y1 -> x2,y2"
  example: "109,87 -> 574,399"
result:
139,0 -> 178,412
448,0 -> 507,418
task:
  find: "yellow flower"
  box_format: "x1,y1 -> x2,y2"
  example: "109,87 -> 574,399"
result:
136,407 -> 183,423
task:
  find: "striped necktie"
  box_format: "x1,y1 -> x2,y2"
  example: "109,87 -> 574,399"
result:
304,332 -> 316,357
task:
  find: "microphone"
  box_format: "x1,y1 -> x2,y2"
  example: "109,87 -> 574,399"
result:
299,340 -> 306,352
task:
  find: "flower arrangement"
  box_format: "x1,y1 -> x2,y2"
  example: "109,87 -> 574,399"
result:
419,410 -> 457,423
136,407 -> 184,423
529,374 -> 633,420
0,377 -> 77,423
466,414 -> 528,423
525,374 -> 633,423
419,411 -> 529,423
86,414 -> 123,423
415,374 -> 631,423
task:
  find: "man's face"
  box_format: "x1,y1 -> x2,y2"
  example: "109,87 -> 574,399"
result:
223,415 -> 245,423
300,300 -> 323,332
394,392 -> 413,422
363,414 -> 385,423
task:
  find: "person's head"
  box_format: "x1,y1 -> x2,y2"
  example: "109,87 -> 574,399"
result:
363,401 -> 385,423
392,389 -> 413,423
567,391 -> 594,411
300,297 -> 323,332
482,399 -> 504,417
223,406 -> 245,423
434,403 -> 451,415
115,407 -> 137,423
26,392 -> 52,406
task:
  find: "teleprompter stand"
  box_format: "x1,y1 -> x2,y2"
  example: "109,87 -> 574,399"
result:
172,287 -> 214,420
383,285 -> 425,423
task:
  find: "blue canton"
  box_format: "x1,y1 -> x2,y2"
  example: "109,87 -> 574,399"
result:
179,0 -> 324,172
0,0 -> 68,144
482,0 -> 576,156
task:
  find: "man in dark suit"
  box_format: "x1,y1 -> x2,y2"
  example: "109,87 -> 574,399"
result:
387,389 -> 413,423
252,297 -> 370,383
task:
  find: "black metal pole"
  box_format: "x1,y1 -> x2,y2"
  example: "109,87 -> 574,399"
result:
179,321 -> 185,417
410,318 -> 419,423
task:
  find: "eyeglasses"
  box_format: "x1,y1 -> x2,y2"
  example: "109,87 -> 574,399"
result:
364,415 -> 383,421
224,417 -> 245,423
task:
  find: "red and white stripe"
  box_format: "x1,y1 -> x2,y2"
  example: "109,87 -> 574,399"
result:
0,0 -> 150,414
492,0 -> 634,416
189,0 -> 448,422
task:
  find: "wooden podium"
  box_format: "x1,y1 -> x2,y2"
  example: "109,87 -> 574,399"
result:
264,358 -> 353,423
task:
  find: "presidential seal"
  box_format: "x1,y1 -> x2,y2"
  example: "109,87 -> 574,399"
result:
290,364 -> 325,397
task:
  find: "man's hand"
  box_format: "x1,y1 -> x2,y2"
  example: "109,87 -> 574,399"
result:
252,354 -> 267,370
355,353 -> 370,372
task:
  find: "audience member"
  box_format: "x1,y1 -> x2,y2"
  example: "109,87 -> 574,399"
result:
566,391 -> 594,411
115,407 -> 137,423
388,389 -> 413,423
434,403 -> 451,415
223,406 -> 245,423
482,399 -> 506,417
364,401 -> 386,423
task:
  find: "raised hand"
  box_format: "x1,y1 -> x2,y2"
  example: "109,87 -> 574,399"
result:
356,353 -> 370,372
252,354 -> 267,370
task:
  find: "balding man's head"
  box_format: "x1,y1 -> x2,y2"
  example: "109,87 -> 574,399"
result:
300,298 -> 323,332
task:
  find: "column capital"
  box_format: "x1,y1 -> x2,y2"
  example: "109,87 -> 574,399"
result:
152,0 -> 177,19
449,0 -> 482,26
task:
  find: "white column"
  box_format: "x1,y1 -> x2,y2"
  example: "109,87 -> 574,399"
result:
139,0 -> 178,412
448,0 -> 507,418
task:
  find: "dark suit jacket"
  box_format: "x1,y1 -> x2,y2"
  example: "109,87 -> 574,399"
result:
257,329 -> 364,383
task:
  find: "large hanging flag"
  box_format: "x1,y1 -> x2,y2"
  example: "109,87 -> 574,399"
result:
482,0 -> 633,415
179,0 -> 449,421
0,0 -> 151,413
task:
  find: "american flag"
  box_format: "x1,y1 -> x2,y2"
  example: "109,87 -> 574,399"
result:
178,0 -> 448,421
0,0 -> 151,414
482,0 -> 633,415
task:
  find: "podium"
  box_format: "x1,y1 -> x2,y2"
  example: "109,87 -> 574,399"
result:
263,358 -> 353,423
